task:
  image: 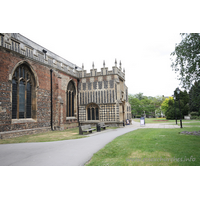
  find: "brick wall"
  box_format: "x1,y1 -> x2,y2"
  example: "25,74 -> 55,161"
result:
0,47 -> 79,137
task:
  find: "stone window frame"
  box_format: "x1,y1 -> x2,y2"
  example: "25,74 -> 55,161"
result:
86,103 -> 99,121
9,61 -> 39,123
66,80 -> 77,118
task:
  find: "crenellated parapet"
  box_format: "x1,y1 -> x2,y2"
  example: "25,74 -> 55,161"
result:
0,33 -> 126,80
79,59 -> 125,80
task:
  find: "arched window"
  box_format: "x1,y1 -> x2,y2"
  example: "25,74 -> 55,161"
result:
66,81 -> 76,117
87,103 -> 99,120
12,64 -> 35,119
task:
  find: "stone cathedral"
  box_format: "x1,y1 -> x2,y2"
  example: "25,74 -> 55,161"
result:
0,33 -> 131,139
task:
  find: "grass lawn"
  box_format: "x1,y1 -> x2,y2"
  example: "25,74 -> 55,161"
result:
0,127 -> 85,144
133,118 -> 175,124
0,126 -> 118,144
86,127 -> 200,166
133,118 -> 200,126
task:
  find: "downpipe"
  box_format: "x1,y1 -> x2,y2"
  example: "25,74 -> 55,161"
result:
50,69 -> 54,131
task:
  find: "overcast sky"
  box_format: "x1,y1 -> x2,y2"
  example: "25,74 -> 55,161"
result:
3,0 -> 199,97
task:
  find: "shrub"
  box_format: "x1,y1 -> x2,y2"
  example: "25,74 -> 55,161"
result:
191,115 -> 198,119
190,112 -> 199,116
165,107 -> 174,120
135,115 -> 141,118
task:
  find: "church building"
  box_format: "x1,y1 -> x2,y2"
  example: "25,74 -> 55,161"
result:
0,33 -> 131,139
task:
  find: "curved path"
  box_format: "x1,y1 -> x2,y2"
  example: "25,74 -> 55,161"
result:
0,126 -> 138,166
0,122 -> 179,166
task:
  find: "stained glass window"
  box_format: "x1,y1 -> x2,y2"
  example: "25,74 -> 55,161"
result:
12,65 -> 34,119
66,81 -> 76,117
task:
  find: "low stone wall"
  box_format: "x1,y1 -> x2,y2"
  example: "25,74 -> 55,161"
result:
0,127 -> 51,139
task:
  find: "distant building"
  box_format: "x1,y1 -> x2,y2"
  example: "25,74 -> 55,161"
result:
0,33 -> 131,139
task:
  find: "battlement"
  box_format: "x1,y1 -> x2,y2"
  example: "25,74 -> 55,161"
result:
0,33 -> 125,80
78,61 -> 125,80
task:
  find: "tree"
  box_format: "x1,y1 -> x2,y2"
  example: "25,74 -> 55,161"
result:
161,97 -> 174,114
133,93 -> 144,100
189,81 -> 200,113
128,94 -> 142,117
170,33 -> 200,89
140,98 -> 155,117
162,89 -> 189,119
129,94 -> 165,118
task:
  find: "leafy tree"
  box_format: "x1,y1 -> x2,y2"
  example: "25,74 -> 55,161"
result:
161,97 -> 174,114
163,89 -> 189,119
133,93 -> 144,100
128,95 -> 142,117
174,89 -> 189,116
189,81 -> 200,113
141,98 -> 155,116
170,33 -> 200,89
129,94 -> 165,118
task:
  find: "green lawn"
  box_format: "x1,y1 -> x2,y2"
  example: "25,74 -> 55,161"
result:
86,127 -> 200,166
133,118 -> 200,126
0,127 -> 85,144
133,118 -> 175,124
0,126 -> 118,144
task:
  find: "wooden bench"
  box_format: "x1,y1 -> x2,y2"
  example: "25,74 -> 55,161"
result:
80,125 -> 96,134
99,122 -> 109,130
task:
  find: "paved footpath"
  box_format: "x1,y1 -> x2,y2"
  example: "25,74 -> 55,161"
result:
0,122 -> 179,166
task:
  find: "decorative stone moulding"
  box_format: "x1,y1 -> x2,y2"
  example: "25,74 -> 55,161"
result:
20,43 -> 26,51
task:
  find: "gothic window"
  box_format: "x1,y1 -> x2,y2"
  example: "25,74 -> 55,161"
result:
83,83 -> 86,90
66,81 -> 76,117
104,81 -> 108,89
93,82 -> 97,89
88,82 -> 91,90
87,103 -> 99,120
109,80 -> 114,88
98,81 -> 102,89
12,64 -> 35,119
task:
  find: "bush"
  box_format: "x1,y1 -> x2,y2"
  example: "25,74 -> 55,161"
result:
190,111 -> 199,116
165,107 -> 174,120
135,115 -> 141,118
191,115 -> 199,119
166,107 -> 182,120
183,104 -> 189,116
